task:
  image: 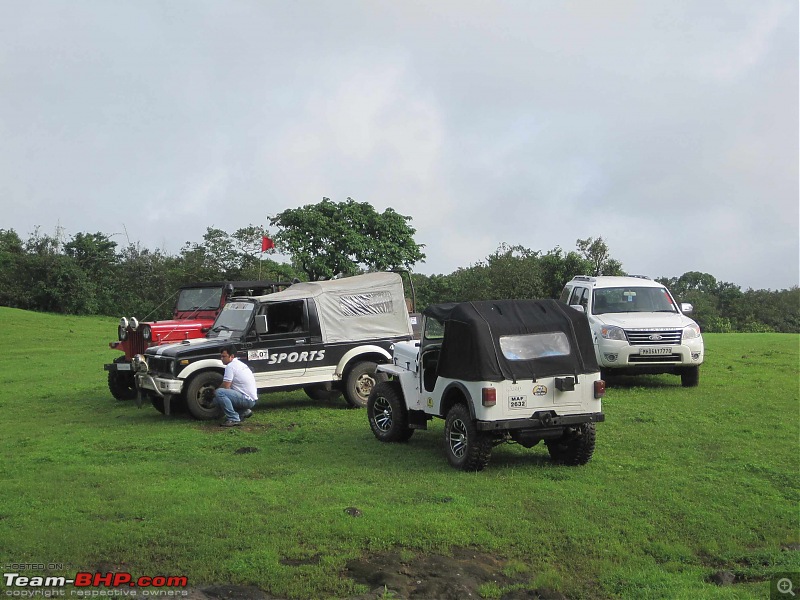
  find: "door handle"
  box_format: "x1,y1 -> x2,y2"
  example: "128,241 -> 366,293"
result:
295,339 -> 308,345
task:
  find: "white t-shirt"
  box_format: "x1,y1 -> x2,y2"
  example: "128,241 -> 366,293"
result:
223,357 -> 258,401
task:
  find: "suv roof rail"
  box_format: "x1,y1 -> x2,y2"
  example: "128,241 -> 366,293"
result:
572,275 -> 596,282
628,274 -> 652,280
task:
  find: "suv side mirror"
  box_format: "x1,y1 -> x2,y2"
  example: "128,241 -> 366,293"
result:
255,314 -> 269,335
570,304 -> 585,313
680,303 -> 693,314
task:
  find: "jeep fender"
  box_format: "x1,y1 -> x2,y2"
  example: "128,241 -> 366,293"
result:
376,364 -> 418,408
439,381 -> 476,420
177,359 -> 225,384
336,345 -> 392,378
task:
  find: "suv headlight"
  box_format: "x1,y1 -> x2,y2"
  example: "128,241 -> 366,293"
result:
600,325 -> 627,342
142,325 -> 152,341
682,323 -> 702,340
130,317 -> 139,331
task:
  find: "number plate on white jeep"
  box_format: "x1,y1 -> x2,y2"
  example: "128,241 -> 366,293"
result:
509,395 -> 528,409
639,347 -> 672,355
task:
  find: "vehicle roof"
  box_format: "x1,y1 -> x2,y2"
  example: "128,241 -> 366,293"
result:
424,299 -> 598,382
250,272 -> 413,343
180,280 -> 292,290
568,275 -> 665,289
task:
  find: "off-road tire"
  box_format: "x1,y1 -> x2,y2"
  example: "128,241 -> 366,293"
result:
680,366 -> 700,387
303,383 -> 343,402
546,423 -> 596,466
108,358 -> 138,401
185,371 -> 223,420
367,382 -> 414,443
444,403 -> 492,471
344,361 -> 388,408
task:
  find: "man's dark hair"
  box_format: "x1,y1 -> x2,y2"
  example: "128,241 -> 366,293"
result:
220,344 -> 237,356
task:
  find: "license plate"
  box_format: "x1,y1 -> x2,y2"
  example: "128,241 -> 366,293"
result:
640,347 -> 672,356
509,395 -> 528,409
116,363 -> 131,371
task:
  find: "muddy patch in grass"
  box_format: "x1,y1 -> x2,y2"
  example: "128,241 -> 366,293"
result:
181,548 -> 565,599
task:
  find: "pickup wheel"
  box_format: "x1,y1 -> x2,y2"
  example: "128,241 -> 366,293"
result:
546,423 -> 596,466
108,358 -> 138,401
680,366 -> 700,387
444,404 -> 492,471
185,371 -> 223,420
344,361 -> 388,408
367,382 -> 414,442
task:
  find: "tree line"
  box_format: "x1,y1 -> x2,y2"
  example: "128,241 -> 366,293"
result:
0,199 -> 797,333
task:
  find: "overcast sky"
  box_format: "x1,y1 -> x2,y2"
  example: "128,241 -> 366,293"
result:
1,1 -> 797,290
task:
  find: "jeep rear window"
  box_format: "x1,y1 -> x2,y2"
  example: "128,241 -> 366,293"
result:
176,287 -> 223,311
338,292 -> 393,317
499,332 -> 571,360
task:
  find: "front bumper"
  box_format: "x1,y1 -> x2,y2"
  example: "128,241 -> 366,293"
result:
136,373 -> 184,397
104,362 -> 132,372
477,411 -> 605,432
596,341 -> 704,368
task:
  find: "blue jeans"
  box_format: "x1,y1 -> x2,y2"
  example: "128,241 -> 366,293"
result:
214,388 -> 256,422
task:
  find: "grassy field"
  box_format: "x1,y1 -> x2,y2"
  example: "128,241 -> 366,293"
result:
0,306 -> 798,599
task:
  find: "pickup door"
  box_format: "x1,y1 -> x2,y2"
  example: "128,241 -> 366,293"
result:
242,299 -> 324,385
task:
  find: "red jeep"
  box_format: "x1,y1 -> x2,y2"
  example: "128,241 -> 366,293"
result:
104,281 -> 290,400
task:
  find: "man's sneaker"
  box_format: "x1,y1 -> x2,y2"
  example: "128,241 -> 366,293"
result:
220,420 -> 241,427
241,409 -> 254,419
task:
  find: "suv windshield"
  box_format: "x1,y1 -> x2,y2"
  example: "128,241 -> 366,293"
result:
177,287 -> 223,311
593,287 -> 676,314
208,301 -> 255,337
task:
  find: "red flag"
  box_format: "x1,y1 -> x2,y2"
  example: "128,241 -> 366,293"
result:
261,236 -> 275,252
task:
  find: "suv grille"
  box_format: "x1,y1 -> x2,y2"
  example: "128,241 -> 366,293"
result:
629,353 -> 683,363
625,329 -> 682,346
148,356 -> 173,375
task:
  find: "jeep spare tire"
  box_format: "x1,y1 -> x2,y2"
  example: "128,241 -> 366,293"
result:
185,371 -> 223,420
344,361 -> 388,408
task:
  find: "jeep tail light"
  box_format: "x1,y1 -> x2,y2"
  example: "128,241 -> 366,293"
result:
482,387 -> 496,407
594,380 -> 606,399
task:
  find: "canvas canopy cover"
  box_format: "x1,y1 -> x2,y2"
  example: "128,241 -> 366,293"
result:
253,272 -> 413,344
424,299 -> 599,382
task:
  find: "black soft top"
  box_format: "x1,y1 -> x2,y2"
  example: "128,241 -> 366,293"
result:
423,299 -> 599,382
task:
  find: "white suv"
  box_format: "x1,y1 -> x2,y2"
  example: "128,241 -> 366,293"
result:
560,276 -> 704,386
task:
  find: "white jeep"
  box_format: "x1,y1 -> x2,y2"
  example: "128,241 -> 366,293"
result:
559,275 -> 704,386
366,299 -> 605,471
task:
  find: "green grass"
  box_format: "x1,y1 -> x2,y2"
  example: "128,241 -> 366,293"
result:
0,307 -> 798,598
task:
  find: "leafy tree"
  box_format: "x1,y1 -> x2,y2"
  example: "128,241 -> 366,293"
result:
576,237 -> 623,276
538,246 -> 594,298
268,198 -> 425,281
0,229 -> 25,308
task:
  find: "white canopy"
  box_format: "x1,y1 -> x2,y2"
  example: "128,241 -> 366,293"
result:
252,272 -> 413,343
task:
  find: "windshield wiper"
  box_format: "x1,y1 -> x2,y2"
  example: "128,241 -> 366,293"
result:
212,325 -> 232,332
